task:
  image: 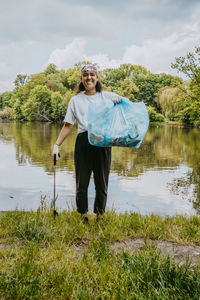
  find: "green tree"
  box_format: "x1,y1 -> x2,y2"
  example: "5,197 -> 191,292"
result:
51,91 -> 63,121
46,72 -> 67,95
147,106 -> 165,122
64,68 -> 81,90
134,73 -> 181,108
44,64 -> 57,75
100,64 -> 148,90
171,47 -> 200,125
0,92 -> 13,108
176,99 -> 200,126
12,97 -> 24,120
22,85 -> 51,121
0,107 -> 12,119
113,78 -> 139,102
51,89 -> 75,122
28,73 -> 47,87
14,74 -> 28,89
171,46 -> 200,98
155,87 -> 183,120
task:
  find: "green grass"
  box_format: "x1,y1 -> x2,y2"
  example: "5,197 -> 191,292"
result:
1,209 -> 200,299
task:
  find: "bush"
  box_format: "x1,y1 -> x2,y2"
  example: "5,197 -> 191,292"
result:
176,101 -> 200,125
194,120 -> 200,127
147,106 -> 165,122
0,107 -> 12,119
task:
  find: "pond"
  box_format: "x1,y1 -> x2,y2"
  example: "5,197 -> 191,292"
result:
0,121 -> 200,216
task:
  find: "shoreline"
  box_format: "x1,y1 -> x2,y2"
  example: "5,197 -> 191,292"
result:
0,117 -> 197,126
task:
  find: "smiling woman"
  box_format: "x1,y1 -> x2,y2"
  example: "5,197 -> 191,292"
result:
78,66 -> 102,94
52,65 -> 122,224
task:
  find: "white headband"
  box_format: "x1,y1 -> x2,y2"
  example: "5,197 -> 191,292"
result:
81,65 -> 98,76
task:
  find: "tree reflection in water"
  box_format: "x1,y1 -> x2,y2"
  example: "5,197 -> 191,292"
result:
0,122 -> 200,213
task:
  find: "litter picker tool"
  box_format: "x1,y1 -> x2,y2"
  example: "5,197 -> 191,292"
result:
53,153 -> 59,218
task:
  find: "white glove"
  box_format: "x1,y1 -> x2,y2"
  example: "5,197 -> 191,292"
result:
52,144 -> 60,161
112,96 -> 122,104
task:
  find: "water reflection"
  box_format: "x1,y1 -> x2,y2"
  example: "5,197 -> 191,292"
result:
0,122 -> 200,215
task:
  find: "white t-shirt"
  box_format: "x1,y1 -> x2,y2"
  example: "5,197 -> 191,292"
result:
64,91 -> 119,133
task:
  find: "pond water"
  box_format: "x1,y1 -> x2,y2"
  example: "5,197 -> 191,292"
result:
0,122 -> 200,216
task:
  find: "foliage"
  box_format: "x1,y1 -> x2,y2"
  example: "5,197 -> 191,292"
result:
1,50 -> 200,124
46,71 -> 67,95
11,97 -> 24,120
100,64 -> 149,89
176,100 -> 200,126
147,106 -> 165,122
100,64 -> 179,107
44,63 -> 57,75
64,68 -> 81,90
113,78 -> 139,101
0,107 -> 12,119
171,46 -> 200,92
171,46 -> 200,125
14,74 -> 28,89
22,85 -> 52,121
101,64 -> 148,102
155,86 -> 183,120
51,89 -> 75,122
0,91 -> 13,109
134,73 -> 181,108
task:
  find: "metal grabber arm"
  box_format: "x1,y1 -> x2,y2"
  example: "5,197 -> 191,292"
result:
53,153 -> 59,218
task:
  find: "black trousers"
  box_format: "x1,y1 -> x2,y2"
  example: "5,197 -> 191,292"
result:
74,131 -> 111,215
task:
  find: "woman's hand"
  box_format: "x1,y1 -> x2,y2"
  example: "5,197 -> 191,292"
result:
52,123 -> 73,161
112,96 -> 121,104
52,144 -> 60,161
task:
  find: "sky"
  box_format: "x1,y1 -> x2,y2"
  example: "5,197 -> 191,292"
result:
0,0 -> 200,93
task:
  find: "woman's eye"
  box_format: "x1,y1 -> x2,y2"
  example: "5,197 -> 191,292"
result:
83,72 -> 95,77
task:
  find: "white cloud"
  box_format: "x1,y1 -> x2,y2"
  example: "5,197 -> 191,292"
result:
84,54 -> 121,70
0,0 -> 119,43
48,22 -> 200,75
47,38 -> 85,69
1,1 -> 200,93
0,43 -> 25,92
122,28 -> 200,74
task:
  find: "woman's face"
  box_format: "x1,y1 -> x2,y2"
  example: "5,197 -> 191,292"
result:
81,71 -> 98,92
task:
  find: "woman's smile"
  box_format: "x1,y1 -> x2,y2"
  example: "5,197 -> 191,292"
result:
82,71 -> 98,93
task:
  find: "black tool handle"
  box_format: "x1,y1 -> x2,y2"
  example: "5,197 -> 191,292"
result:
54,154 -> 57,166
53,209 -> 58,218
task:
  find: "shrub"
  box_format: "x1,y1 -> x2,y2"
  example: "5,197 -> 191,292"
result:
147,106 -> 165,122
0,107 -> 12,119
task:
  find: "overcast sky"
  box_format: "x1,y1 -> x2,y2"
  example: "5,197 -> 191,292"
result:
0,0 -> 200,93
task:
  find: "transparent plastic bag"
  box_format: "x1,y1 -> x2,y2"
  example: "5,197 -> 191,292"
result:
88,98 -> 149,148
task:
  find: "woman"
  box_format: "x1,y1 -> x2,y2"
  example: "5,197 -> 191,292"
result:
52,65 -> 121,224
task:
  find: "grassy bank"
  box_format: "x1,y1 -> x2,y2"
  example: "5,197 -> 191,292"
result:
1,209 -> 200,299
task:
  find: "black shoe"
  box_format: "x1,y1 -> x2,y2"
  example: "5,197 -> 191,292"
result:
96,216 -> 104,223
81,216 -> 89,225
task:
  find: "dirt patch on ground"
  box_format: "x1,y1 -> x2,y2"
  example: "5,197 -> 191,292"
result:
0,243 -> 12,251
1,238 -> 200,265
70,238 -> 200,265
110,238 -> 200,265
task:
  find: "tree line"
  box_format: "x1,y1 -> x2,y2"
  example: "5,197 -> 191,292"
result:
0,47 -> 200,126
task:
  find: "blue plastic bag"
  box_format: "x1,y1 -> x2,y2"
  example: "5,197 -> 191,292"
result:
88,98 -> 149,148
